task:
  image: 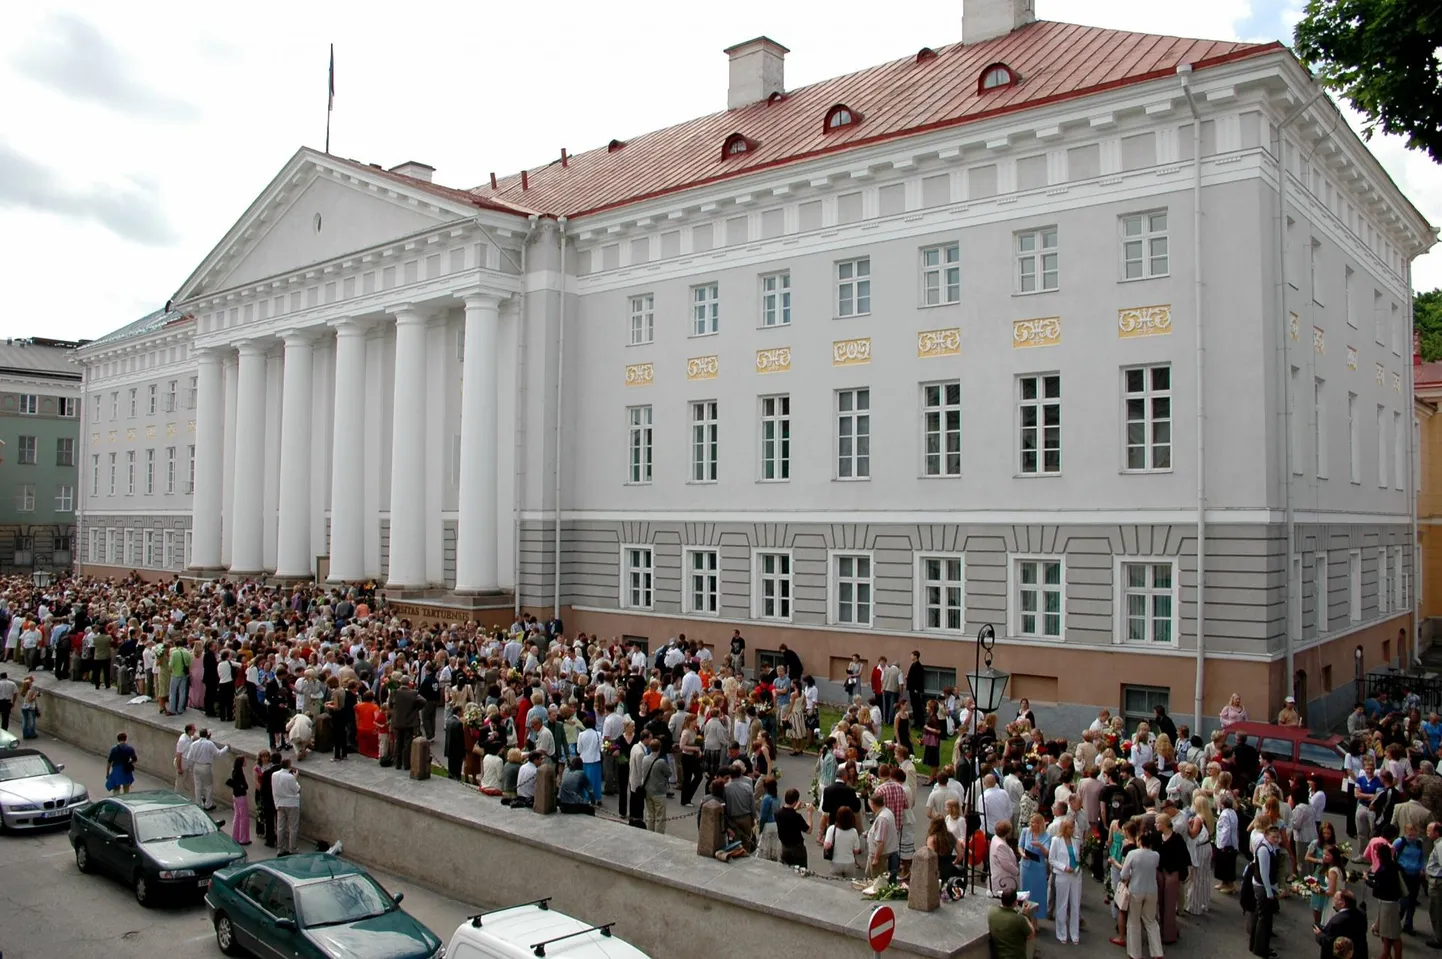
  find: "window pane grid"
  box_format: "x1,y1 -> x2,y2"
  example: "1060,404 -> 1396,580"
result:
922,381 -> 962,476
629,294 -> 655,345
835,553 -> 873,625
921,556 -> 964,631
761,273 -> 791,327
758,552 -> 792,619
691,400 -> 718,482
836,388 -> 871,478
689,550 -> 719,614
1121,212 -> 1169,279
691,283 -> 719,335
920,244 -> 961,305
837,257 -> 871,316
1018,374 -> 1061,474
760,395 -> 790,481
627,405 -> 653,484
1123,365 -> 1172,471
1016,559 -> 1062,637
1016,228 -> 1058,293
1122,562 -> 1174,643
625,547 -> 654,609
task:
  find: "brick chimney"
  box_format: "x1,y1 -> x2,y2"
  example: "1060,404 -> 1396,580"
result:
388,161 -> 435,183
724,37 -> 788,109
963,0 -> 1036,44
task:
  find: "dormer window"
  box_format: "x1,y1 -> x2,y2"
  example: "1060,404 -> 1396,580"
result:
823,104 -> 859,133
722,133 -> 752,158
608,139 -> 627,153
916,47 -> 938,64
767,91 -> 785,105
979,62 -> 1018,93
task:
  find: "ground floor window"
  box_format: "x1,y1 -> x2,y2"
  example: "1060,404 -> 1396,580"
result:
1121,684 -> 1170,735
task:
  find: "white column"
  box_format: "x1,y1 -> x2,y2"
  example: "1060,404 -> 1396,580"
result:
327,319 -> 368,581
455,293 -> 503,592
261,350 -> 283,571
188,350 -> 225,569
424,317 -> 447,585
275,331 -> 315,578
363,329 -> 383,578
220,352 -> 238,566
229,341 -> 268,574
386,307 -> 429,588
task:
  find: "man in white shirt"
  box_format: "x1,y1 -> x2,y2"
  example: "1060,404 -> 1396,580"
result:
515,751 -> 541,806
185,729 -> 229,809
173,724 -> 197,796
678,663 -> 702,709
0,672 -> 18,731
576,719 -> 603,804
270,760 -> 301,855
601,702 -> 626,742
981,774 -> 1014,837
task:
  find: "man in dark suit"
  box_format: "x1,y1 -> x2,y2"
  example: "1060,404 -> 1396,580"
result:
820,770 -> 863,840
906,650 -> 928,723
1314,890 -> 1368,959
388,681 -> 423,773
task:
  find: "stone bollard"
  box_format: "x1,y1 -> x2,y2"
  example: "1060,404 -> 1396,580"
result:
410,738 -> 432,780
697,799 -> 726,858
533,762 -> 557,814
907,846 -> 941,911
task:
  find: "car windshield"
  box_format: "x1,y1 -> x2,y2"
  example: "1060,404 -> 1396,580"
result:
0,754 -> 56,781
296,874 -> 396,928
135,806 -> 218,843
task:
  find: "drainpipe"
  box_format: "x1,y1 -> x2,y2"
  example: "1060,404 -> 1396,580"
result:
1407,258 -> 1420,665
553,216 -> 569,620
1274,88 -> 1325,708
1178,65 -> 1208,730
514,214 -> 539,616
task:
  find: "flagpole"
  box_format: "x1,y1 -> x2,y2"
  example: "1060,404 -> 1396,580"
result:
325,43 -> 334,154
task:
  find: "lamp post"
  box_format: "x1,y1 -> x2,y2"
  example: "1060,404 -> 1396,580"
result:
960,624 -> 1009,896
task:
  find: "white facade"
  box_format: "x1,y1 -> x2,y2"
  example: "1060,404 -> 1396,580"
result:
73,13 -> 1435,726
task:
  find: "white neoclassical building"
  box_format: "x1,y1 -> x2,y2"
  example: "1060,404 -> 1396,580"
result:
75,0 -> 1437,729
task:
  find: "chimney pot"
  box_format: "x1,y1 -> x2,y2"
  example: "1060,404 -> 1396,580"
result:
388,161 -> 435,182
561,148 -> 568,167
521,170 -> 529,190
723,36 -> 788,110
962,0 -> 1036,44
489,172 -> 498,190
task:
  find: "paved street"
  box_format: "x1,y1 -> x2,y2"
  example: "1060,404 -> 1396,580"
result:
0,732 -> 481,959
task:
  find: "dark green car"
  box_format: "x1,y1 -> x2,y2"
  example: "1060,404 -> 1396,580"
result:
206,854 -> 443,959
69,789 -> 247,906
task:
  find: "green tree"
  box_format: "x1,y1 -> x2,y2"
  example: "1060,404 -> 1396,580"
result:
1417,288 -> 1442,361
1293,0 -> 1442,163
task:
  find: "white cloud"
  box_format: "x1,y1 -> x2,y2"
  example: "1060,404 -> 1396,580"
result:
0,0 -> 1434,341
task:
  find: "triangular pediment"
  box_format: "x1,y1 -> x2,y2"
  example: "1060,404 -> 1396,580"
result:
174,148 -> 487,302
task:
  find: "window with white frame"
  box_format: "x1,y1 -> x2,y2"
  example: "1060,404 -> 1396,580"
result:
1378,546 -> 1390,614
1392,302 -> 1402,356
128,388 -> 136,418
629,294 -> 655,345
16,436 -> 36,465
1348,393 -> 1360,483
1392,546 -> 1404,609
1349,549 -> 1362,623
143,530 -> 155,568
691,400 -> 718,482
691,283 -> 719,336
1315,378 -> 1327,478
1120,560 -> 1175,644
166,380 -> 177,412
761,272 -> 791,327
1121,212 -> 1168,279
918,555 -> 964,631
1394,412 -> 1404,490
57,397 -> 77,417
1374,289 -> 1385,344
1315,551 -> 1329,633
187,376 -> 198,409
125,451 -> 135,495
56,436 -> 74,466
55,484 -> 73,512
187,445 -> 195,492
622,546 -> 654,609
760,394 -> 790,481
15,484 -> 35,512
922,382 -> 961,476
1018,374 -> 1061,474
91,454 -> 99,496
163,530 -> 175,569
17,394 -> 37,415
184,530 -> 192,567
1377,405 -> 1388,488
1014,557 -> 1063,638
836,257 -> 871,316
756,551 -> 792,620
836,387 -> 871,479
91,395 -> 100,423
921,244 -> 961,305
1344,267 -> 1356,328
1123,366 -> 1170,471
627,405 -> 653,484
686,549 -> 720,615
108,453 -> 116,496
144,448 -> 155,494
165,447 -> 176,494
1016,227 -> 1058,293
833,553 -> 873,626
1309,238 -> 1324,305
147,384 -> 157,415
109,391 -> 118,420
88,528 -> 98,563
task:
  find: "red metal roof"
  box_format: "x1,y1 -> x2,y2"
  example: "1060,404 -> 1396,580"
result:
473,20 -> 1276,218
324,154 -> 538,218
1415,360 -> 1442,389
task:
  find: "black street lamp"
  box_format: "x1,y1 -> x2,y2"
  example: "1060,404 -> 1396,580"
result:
959,624 -> 1009,897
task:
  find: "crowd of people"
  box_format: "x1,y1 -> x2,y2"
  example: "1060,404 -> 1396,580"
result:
6,573 -> 1442,958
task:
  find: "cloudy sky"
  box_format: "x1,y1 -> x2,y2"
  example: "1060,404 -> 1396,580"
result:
1,0 -> 1437,342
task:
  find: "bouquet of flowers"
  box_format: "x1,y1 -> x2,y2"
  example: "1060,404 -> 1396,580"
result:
603,738 -> 619,756
1120,739 -> 1134,756
461,705 -> 485,730
1081,828 -> 1102,866
1289,875 -> 1323,897
856,770 -> 879,799
869,739 -> 899,767
1337,841 -> 1353,859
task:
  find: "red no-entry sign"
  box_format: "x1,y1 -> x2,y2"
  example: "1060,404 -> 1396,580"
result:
868,904 -> 896,953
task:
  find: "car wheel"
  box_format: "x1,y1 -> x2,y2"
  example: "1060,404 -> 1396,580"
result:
214,911 -> 242,956
74,841 -> 92,873
133,872 -> 152,908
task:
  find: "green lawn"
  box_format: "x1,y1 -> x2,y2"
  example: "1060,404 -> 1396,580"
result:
809,705 -> 960,777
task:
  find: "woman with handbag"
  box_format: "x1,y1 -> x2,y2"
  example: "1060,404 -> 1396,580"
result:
825,805 -> 864,878
1109,818 -> 1140,948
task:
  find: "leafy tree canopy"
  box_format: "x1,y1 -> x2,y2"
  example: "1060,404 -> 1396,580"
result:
1293,0 -> 1442,163
1416,288 -> 1442,361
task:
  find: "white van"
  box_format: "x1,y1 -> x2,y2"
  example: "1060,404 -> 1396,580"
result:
445,899 -> 651,959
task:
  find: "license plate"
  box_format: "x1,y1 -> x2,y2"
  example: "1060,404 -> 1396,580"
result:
42,809 -> 68,819
197,878 -> 210,889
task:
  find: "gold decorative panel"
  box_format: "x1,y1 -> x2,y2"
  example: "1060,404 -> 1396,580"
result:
165,422 -> 177,437
755,347 -> 792,374
186,420 -> 196,433
145,425 -> 157,439
90,433 -> 100,446
1376,363 -> 1385,385
124,428 -> 136,442
1313,327 -> 1325,353
832,338 -> 872,366
687,355 -> 719,380
1013,316 -> 1061,348
1394,372 -> 1402,393
917,328 -> 961,358
1289,312 -> 1300,341
1117,305 -> 1172,339
1346,346 -> 1357,371
106,431 -> 116,444
624,363 -> 654,387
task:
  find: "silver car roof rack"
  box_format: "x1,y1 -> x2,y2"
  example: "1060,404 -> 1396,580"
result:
466,897 -> 552,927
530,923 -> 614,957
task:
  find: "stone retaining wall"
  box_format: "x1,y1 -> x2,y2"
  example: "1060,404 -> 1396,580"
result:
35,676 -> 987,959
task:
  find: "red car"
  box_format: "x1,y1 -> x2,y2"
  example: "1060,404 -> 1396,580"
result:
1222,722 -> 1349,804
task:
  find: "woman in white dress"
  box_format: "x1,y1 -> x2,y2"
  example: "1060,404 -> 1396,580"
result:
1185,793 -> 1214,915
1049,817 -> 1085,946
